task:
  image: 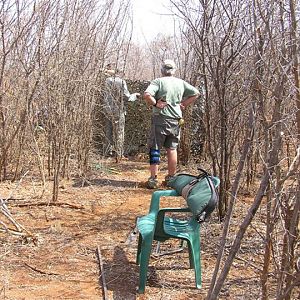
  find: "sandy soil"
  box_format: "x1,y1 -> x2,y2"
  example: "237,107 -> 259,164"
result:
0,158 -> 276,299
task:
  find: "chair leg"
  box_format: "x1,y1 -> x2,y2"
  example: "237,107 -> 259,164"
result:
189,237 -> 202,289
192,249 -> 201,288
136,233 -> 142,265
138,239 -> 153,293
187,242 -> 195,269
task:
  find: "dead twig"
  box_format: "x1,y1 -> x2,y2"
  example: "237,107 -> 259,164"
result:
1,198 -> 37,243
96,245 -> 109,300
10,201 -> 84,210
3,198 -> 25,201
23,262 -> 61,276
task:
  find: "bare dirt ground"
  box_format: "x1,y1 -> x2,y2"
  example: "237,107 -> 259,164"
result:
0,158 -> 279,299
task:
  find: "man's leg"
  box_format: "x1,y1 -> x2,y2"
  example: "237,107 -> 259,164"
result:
150,163 -> 159,178
104,117 -> 114,155
166,148 -> 177,176
147,148 -> 160,189
115,111 -> 125,160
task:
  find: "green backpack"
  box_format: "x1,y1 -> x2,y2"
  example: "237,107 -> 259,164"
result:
168,169 -> 220,223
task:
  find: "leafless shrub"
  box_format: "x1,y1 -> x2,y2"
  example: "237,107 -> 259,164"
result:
170,0 -> 299,299
0,0 -> 132,199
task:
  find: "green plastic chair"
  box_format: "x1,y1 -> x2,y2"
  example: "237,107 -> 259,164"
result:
136,189 -> 202,293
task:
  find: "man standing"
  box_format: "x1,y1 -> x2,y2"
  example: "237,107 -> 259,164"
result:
103,65 -> 139,161
143,59 -> 200,189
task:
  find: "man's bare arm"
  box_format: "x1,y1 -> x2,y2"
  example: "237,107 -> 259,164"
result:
143,92 -> 167,109
180,94 -> 199,110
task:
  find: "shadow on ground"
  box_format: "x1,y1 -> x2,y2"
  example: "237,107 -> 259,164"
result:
73,178 -> 141,189
101,246 -> 138,300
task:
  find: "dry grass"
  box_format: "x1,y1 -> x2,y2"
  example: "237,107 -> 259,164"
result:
0,158 -> 279,299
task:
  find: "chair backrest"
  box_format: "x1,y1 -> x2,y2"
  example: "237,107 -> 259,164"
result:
148,189 -> 179,214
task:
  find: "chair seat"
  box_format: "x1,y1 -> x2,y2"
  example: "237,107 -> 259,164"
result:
163,217 -> 199,239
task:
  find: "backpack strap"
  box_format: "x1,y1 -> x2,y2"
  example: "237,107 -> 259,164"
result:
197,167 -> 210,177
178,172 -> 205,199
196,176 -> 219,223
181,178 -> 197,200
181,173 -> 207,200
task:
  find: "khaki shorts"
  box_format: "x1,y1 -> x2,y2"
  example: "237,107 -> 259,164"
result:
148,114 -> 181,150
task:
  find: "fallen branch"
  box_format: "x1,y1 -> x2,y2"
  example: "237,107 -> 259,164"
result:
3,198 -> 25,201
1,198 -> 37,243
10,201 -> 84,210
1,200 -> 24,232
96,245 -> 109,300
23,262 -> 61,276
0,171 -> 37,242
0,225 -> 28,236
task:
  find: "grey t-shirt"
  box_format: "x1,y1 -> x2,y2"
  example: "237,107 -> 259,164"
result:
145,76 -> 199,119
104,76 -> 130,115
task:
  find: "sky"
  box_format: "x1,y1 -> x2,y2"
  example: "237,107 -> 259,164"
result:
131,0 -> 177,43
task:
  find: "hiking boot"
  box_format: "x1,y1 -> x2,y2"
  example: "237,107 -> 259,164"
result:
147,177 -> 159,189
164,175 -> 176,187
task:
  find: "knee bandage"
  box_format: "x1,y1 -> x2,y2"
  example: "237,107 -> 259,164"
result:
149,148 -> 160,165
